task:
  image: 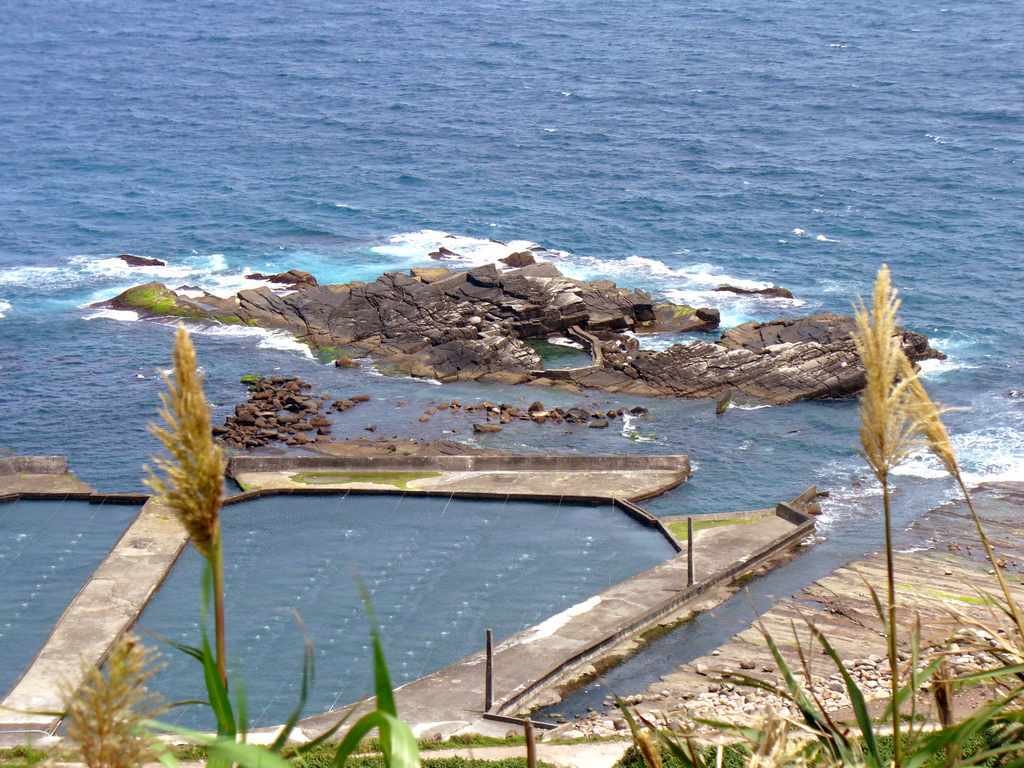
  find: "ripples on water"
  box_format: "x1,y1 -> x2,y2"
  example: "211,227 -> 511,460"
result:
138,494 -> 675,727
0,0 -> 1021,705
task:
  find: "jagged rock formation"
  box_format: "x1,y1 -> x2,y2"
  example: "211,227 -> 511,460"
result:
102,261 -> 708,384
544,314 -> 942,404
715,284 -> 795,300
99,261 -> 942,405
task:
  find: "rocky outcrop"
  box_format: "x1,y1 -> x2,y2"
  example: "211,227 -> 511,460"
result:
214,376 -> 370,449
119,254 -> 166,267
100,262 -> 942,405
103,261 -> 714,384
542,314 -> 943,405
244,269 -> 318,287
715,284 -> 794,300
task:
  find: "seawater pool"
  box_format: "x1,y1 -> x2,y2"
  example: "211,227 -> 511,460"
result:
0,500 -> 139,697
137,493 -> 675,728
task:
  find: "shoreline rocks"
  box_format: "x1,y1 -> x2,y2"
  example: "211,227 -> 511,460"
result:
99,260 -> 942,406
244,269 -> 318,287
119,254 -> 166,267
215,376 -> 370,449
715,284 -> 794,300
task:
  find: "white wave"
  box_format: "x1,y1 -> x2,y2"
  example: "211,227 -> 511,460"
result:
187,324 -> 314,359
370,229 -> 561,267
621,412 -> 656,442
917,355 -> 978,380
0,253 -> 266,300
546,336 -> 584,350
70,255 -> 195,281
0,300 -> 10,318
732,403 -> 773,411
82,308 -> 140,322
662,286 -> 803,328
0,264 -> 66,287
790,227 -> 839,243
634,333 -> 682,352
892,426 -> 1024,485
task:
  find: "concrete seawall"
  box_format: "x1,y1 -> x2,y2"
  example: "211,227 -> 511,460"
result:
0,456 -> 70,476
228,453 -> 691,475
0,480 -> 812,746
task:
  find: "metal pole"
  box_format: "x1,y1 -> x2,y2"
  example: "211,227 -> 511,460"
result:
485,628 -> 494,711
687,517 -> 694,586
525,718 -> 537,768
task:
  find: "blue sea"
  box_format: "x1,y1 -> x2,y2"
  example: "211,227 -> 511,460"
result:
0,0 -> 1022,715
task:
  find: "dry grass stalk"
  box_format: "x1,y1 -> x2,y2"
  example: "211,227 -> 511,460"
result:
145,324 -> 229,683
902,354 -> 1024,639
635,728 -> 663,768
63,633 -> 163,768
852,263 -> 915,767
145,324 -> 225,558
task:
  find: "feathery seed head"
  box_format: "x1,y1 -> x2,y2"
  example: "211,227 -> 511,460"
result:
853,265 -> 921,481
63,633 -> 164,768
145,325 -> 225,557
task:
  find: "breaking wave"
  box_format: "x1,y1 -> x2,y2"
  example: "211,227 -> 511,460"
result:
0,300 -> 10,319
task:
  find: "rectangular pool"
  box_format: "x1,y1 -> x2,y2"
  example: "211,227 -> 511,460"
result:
137,493 -> 676,727
0,499 -> 139,697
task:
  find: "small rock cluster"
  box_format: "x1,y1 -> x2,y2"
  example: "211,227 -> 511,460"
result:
213,376 -> 370,449
417,399 -> 650,433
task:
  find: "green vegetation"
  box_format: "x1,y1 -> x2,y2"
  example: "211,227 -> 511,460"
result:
290,470 -> 443,489
216,314 -> 244,325
239,373 -> 262,386
118,283 -> 200,317
0,747 -> 46,768
0,746 -> 553,768
671,305 -> 696,319
298,758 -> 547,768
665,515 -> 759,542
613,730 -> 1006,768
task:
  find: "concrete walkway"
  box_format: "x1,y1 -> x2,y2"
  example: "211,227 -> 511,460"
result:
0,498 -> 189,735
604,482 -> 1024,728
233,467 -> 687,502
0,456 -> 93,495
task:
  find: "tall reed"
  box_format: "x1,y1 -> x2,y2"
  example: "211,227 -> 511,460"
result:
851,264 -> 920,766
63,633 -> 164,768
145,324 -> 228,683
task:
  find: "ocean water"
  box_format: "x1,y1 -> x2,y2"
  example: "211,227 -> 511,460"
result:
0,0 -> 1021,711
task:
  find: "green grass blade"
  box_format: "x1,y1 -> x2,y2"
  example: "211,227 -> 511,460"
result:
269,629 -> 316,753
757,623 -> 838,750
235,678 -> 249,742
200,621 -> 235,737
290,705 -> 357,756
357,582 -> 398,717
145,720 -> 293,768
332,711 -> 420,768
809,624 -> 881,768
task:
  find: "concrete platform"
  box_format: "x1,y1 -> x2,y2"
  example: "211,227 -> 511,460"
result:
606,482 -> 1024,728
228,453 -> 691,502
233,467 -> 686,501
0,456 -> 93,496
